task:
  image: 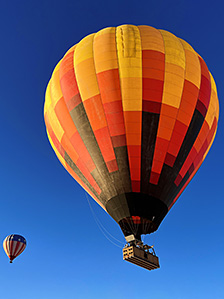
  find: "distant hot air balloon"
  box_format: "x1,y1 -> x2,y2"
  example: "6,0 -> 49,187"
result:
3,234 -> 26,263
44,25 -> 219,270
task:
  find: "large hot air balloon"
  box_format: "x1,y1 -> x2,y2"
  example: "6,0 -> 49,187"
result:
3,234 -> 27,263
44,25 -> 219,270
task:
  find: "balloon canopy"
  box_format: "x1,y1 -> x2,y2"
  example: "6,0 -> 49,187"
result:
3,234 -> 27,263
44,25 -> 219,240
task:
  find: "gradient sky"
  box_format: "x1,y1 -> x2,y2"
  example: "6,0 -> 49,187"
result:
1,1 -> 223,298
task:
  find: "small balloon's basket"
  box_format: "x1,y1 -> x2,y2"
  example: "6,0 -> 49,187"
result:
123,238 -> 160,271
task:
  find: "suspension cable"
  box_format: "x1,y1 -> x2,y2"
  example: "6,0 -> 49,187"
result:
85,193 -> 124,248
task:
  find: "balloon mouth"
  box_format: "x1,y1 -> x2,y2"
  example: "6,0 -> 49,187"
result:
106,192 -> 168,239
119,216 -> 158,240
9,256 -> 15,263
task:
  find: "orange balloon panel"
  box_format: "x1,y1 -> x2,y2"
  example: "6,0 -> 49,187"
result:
44,25 -> 219,239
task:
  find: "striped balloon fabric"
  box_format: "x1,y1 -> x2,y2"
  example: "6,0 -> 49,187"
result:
3,234 -> 26,263
44,25 -> 219,239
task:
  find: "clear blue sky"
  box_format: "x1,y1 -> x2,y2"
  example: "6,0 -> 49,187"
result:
1,1 -> 223,298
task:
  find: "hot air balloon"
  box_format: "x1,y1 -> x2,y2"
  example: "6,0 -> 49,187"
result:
3,234 -> 27,263
44,25 -> 219,270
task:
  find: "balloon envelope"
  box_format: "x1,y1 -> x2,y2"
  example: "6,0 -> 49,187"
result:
3,234 -> 26,263
44,25 -> 219,239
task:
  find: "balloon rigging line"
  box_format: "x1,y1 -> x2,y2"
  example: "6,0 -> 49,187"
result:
85,193 -> 123,248
85,193 -> 124,248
